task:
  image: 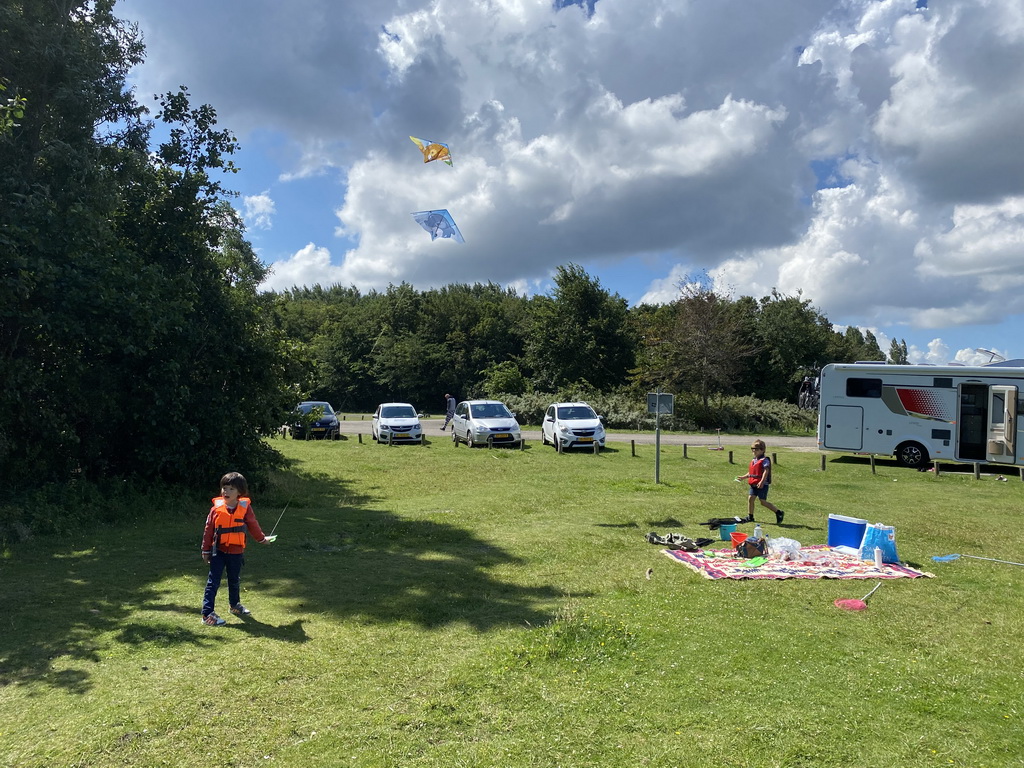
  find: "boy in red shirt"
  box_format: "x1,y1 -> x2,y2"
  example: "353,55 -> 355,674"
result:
736,439 -> 785,524
201,472 -> 271,625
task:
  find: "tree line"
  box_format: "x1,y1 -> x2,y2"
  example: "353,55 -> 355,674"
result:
267,266 -> 885,416
0,1 -> 886,498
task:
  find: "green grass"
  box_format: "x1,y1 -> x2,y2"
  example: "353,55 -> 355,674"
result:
2,437 -> 1023,767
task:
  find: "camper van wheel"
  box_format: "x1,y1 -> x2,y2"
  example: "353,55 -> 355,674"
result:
895,441 -> 928,469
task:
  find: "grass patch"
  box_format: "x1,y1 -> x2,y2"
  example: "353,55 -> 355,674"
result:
1,439 -> 1023,767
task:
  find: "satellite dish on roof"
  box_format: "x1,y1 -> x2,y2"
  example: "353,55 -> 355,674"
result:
977,348 -> 1006,364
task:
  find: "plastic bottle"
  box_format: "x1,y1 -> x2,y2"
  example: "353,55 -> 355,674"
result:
753,524 -> 763,540
873,547 -> 883,568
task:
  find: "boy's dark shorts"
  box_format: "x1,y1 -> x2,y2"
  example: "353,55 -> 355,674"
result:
748,485 -> 770,500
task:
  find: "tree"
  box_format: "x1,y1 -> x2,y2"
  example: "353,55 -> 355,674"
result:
660,278 -> 750,407
888,338 -> 909,364
0,2 -> 289,488
524,264 -> 634,391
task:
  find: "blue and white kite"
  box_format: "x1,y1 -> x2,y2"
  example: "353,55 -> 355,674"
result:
411,209 -> 465,243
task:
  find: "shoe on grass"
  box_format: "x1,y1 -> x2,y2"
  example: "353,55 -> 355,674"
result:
202,612 -> 226,626
775,510 -> 785,524
230,603 -> 251,616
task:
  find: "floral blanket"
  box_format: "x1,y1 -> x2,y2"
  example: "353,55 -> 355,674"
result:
661,544 -> 933,580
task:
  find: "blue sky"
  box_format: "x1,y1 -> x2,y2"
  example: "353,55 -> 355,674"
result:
118,0 -> 1024,365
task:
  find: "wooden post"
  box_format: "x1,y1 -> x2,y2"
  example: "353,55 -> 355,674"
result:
974,463 -> 981,480
870,455 -> 875,474
631,440 -> 635,457
820,454 -> 826,471
728,450 -> 734,464
593,440 -> 599,455
934,462 -> 940,476
772,452 -> 777,465
683,444 -> 688,459
358,433 -> 362,444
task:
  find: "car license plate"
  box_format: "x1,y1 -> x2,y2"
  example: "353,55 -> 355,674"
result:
579,437 -> 593,442
313,427 -> 325,433
494,433 -> 510,439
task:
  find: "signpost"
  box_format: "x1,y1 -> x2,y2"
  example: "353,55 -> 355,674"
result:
647,391 -> 674,483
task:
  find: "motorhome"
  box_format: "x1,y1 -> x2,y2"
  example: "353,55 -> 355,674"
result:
817,362 -> 1024,469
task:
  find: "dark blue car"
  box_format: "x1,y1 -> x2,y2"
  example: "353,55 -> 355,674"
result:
291,401 -> 340,440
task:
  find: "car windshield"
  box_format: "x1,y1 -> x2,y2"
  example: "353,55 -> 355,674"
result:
470,403 -> 511,419
298,402 -> 334,416
381,405 -> 416,419
557,405 -> 596,420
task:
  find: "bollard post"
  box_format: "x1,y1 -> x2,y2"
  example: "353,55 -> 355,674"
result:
974,463 -> 981,480
388,432 -> 393,446
772,452 -> 777,465
520,438 -> 525,451
488,436 -> 494,450
870,455 -> 876,474
728,450 -> 734,464
593,440 -> 599,455
683,444 -> 688,459
631,440 -> 635,457
820,454 -> 826,471
934,462 -> 940,476
358,433 -> 362,444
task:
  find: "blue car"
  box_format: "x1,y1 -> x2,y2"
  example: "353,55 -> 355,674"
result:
291,401 -> 340,440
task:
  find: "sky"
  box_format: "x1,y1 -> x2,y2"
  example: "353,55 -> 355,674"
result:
116,0 -> 1024,366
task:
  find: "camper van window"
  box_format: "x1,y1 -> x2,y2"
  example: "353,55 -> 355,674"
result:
846,378 -> 882,398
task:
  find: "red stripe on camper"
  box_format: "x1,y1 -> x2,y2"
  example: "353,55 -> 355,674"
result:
895,388 -> 952,421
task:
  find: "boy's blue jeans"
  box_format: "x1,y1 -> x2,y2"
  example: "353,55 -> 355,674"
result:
203,552 -> 244,615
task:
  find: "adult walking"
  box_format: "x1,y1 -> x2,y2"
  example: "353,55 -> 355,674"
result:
442,393 -> 456,431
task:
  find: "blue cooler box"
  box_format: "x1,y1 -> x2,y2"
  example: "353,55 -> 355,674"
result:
827,514 -> 868,549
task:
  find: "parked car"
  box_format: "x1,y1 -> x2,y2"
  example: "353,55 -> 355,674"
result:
371,402 -> 423,444
540,402 -> 606,451
451,399 -> 522,448
291,401 -> 340,440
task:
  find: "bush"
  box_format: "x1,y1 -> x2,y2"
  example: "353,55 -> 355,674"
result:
497,389 -> 816,434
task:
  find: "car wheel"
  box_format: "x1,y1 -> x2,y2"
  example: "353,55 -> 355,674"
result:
467,433 -> 475,448
540,430 -> 548,446
452,429 -> 459,445
895,441 -> 928,469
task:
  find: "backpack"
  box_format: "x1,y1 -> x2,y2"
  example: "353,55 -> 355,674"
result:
736,537 -> 768,559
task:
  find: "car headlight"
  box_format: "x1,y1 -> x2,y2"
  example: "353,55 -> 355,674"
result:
558,423 -> 571,434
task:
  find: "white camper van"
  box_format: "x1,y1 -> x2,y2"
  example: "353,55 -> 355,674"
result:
817,362 -> 1024,469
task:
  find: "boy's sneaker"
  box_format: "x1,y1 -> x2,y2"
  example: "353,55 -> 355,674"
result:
202,612 -> 226,626
775,510 -> 785,524
230,603 -> 251,616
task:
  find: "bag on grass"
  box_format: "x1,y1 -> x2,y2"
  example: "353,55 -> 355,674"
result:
736,537 -> 768,559
860,523 -> 899,564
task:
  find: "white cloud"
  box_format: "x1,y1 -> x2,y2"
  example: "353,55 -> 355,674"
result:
242,191 -> 276,230
261,243 -> 345,293
122,0 -> 1024,354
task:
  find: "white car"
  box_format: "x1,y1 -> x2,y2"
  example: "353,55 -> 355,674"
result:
371,402 -> 423,444
541,402 -> 606,451
451,400 -> 522,448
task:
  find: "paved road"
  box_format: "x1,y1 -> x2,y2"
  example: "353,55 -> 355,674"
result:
334,416 -> 819,449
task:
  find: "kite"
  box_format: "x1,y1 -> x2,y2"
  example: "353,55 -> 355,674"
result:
411,209 -> 465,243
409,136 -> 453,166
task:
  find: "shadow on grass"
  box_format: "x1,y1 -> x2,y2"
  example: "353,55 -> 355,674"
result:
0,468 -> 564,692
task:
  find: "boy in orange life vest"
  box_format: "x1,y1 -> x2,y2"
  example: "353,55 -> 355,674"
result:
736,439 -> 785,525
201,472 -> 271,626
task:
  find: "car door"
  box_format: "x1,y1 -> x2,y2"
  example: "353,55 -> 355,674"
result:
453,402 -> 469,440
543,405 -> 556,443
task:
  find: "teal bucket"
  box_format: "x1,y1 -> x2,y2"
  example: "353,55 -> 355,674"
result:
719,523 -> 737,541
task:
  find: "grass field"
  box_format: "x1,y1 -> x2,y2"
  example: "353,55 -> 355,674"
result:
2,436 -> 1023,767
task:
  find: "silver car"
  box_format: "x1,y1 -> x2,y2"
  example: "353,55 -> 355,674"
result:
451,400 -> 522,448
371,402 -> 424,444
540,402 -> 606,451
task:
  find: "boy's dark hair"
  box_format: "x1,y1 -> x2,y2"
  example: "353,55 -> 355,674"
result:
220,472 -> 249,496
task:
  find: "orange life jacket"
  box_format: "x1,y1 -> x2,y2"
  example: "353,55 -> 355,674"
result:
748,457 -> 770,486
211,497 -> 250,551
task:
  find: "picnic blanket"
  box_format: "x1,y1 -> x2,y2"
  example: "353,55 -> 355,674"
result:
662,544 -> 933,580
